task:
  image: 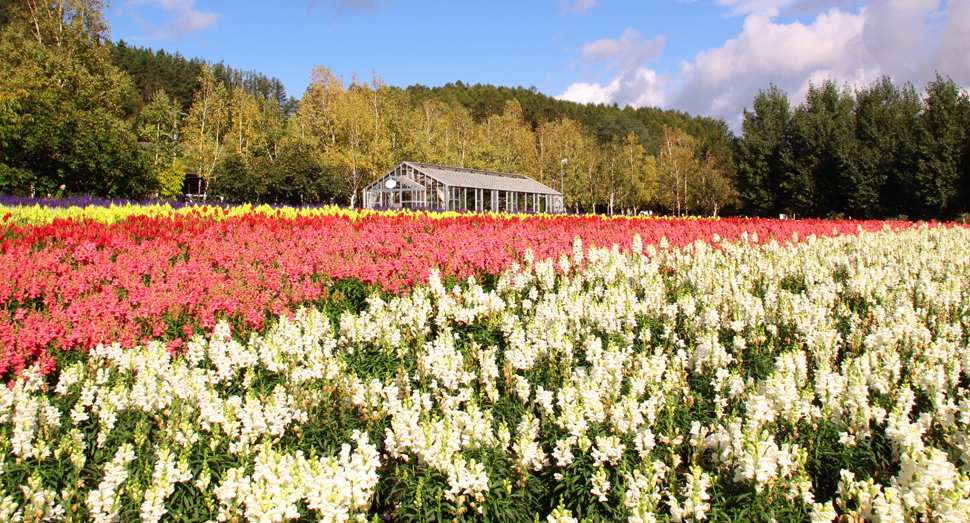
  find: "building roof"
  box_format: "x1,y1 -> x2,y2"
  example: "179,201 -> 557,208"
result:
400,162 -> 561,195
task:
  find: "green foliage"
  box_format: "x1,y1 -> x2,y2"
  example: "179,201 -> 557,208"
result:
912,74 -> 970,220
786,80 -> 857,217
852,77 -> 922,218
0,1 -> 156,199
0,162 -> 35,196
209,143 -> 343,205
209,60 -> 297,116
735,85 -> 792,218
109,39 -> 204,115
736,75 -> 970,220
405,81 -> 734,158
108,41 -> 295,117
156,162 -> 185,199
207,153 -> 262,203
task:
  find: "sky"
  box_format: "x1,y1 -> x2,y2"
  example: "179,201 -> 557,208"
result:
107,0 -> 970,132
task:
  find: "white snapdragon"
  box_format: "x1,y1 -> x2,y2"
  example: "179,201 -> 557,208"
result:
546,503 -> 579,523
417,328 -> 474,391
733,431 -> 799,492
513,374 -> 532,403
216,431 -> 380,523
443,457 -> 489,505
896,447 -> 970,521
140,446 -> 192,523
15,475 -> 65,522
591,435 -> 625,467
477,345 -> 500,403
513,413 -> 545,471
625,459 -> 667,523
809,501 -> 838,522
535,385 -> 556,416
552,438 -> 575,467
679,466 -> 712,522
590,467 -> 610,502
86,443 -> 136,523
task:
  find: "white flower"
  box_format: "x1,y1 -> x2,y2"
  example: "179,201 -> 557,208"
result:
590,468 -> 610,502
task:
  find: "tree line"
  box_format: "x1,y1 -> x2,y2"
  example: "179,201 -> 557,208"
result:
140,63 -> 739,215
736,76 -> 970,221
0,0 -> 737,215
3,1 -> 968,220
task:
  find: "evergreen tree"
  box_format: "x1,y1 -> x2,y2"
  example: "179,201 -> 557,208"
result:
736,85 -> 792,217
787,80 -> 856,217
110,40 -> 204,113
912,75 -> 969,219
852,76 -> 921,218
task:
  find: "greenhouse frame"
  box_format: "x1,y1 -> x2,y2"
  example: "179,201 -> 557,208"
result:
363,162 -> 564,213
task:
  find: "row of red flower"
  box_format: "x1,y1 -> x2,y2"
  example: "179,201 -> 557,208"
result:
0,210 -> 924,378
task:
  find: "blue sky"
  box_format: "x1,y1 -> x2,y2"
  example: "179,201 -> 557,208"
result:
108,0 -> 969,131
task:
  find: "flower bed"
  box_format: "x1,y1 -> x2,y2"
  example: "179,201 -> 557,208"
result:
0,204 -> 923,378
1,204 -> 968,522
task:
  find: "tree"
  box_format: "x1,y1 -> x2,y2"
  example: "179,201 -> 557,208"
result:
255,95 -> 288,163
208,152 -> 261,203
694,151 -> 736,217
297,65 -> 343,147
442,103 -> 476,168
736,85 -> 792,217
274,142 -> 338,204
781,80 -> 858,218
602,135 -> 647,215
365,72 -> 411,179
0,0 -> 154,198
226,87 -> 260,160
138,89 -> 184,197
415,98 -> 445,161
574,130 -> 603,213
332,76 -> 378,207
851,76 -> 922,218
537,118 -> 585,210
182,64 -> 228,197
19,0 -> 110,48
139,89 -> 180,164
656,126 -> 701,216
486,99 -> 535,174
620,131 -> 656,213
912,75 -> 969,219
109,40 -> 203,114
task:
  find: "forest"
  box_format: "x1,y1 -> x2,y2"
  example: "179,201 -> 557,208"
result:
1,0 -> 968,219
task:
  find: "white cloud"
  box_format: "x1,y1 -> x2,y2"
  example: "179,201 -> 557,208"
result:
669,6 -> 869,125
126,0 -> 218,38
579,28 -> 666,73
715,0 -> 798,15
560,0 -> 598,15
558,0 -> 968,132
715,0 -> 858,16
557,27 -> 666,106
558,69 -> 668,107
559,81 -> 614,105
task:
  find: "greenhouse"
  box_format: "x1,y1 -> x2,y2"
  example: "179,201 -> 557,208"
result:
363,162 -> 564,213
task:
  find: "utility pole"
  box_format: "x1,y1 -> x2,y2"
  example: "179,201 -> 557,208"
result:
560,157 -> 567,198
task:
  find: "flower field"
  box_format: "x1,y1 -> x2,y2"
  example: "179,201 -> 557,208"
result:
1,203 -> 969,522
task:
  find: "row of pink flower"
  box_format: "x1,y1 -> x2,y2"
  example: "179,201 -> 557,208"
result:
0,210 -> 930,378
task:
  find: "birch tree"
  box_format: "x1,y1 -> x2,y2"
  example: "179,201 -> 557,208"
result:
657,126 -> 700,216
182,65 -> 228,198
